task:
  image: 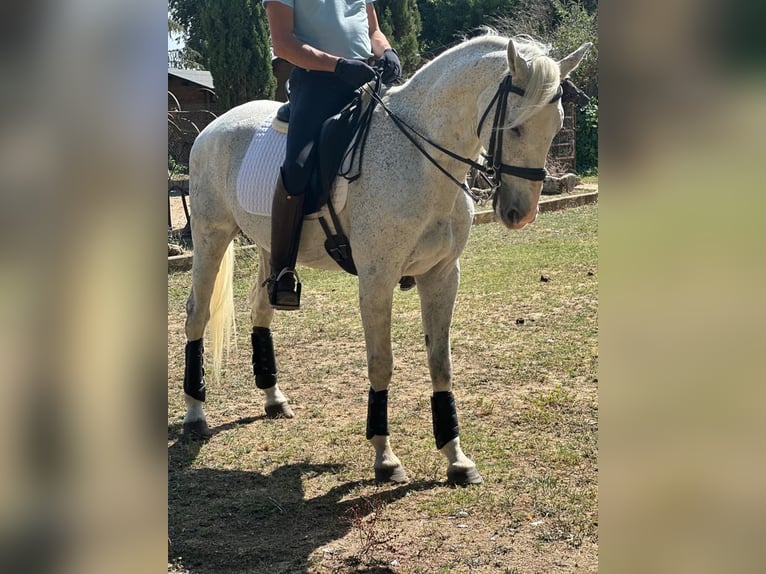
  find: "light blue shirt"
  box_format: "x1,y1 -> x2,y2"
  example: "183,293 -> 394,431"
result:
264,0 -> 375,60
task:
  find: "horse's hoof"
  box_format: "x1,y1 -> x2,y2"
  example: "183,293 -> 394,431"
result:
375,465 -> 409,484
447,466 -> 483,486
182,419 -> 212,440
265,402 -> 294,419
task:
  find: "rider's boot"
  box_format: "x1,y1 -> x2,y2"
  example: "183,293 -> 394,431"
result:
267,170 -> 304,310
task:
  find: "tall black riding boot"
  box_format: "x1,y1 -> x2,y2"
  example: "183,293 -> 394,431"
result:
268,171 -> 305,310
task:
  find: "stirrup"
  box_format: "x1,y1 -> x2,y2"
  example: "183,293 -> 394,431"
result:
265,268 -> 302,310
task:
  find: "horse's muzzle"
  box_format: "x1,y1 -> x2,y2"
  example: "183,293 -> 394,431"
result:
493,189 -> 537,229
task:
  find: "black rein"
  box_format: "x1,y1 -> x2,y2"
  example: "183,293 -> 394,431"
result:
363,73 -> 565,202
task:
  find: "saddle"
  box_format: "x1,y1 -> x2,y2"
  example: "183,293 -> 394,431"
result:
276,87 -> 378,275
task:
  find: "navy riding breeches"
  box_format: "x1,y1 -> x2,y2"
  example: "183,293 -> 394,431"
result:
281,67 -> 358,196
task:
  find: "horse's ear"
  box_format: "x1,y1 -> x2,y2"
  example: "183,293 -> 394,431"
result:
507,38 -> 530,82
558,42 -> 592,79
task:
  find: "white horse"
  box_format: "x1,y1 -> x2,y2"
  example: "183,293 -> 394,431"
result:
181,33 -> 591,485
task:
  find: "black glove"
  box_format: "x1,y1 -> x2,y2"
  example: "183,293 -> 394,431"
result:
380,49 -> 402,85
334,58 -> 377,89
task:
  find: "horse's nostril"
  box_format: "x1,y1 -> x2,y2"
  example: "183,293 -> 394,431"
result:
505,208 -> 521,225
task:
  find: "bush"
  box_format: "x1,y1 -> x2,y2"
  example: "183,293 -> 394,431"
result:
575,97 -> 598,175
168,155 -> 188,176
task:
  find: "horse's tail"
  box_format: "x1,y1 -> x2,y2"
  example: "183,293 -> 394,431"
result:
208,241 -> 236,382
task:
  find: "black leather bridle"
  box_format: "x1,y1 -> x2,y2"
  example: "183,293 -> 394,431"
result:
476,75 -> 563,184
363,73 -> 566,202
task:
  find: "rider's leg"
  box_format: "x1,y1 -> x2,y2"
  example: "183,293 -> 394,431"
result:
268,169 -> 305,310
266,68 -> 357,310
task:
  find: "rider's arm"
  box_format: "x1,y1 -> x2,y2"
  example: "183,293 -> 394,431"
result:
366,4 -> 392,59
264,1 -> 340,72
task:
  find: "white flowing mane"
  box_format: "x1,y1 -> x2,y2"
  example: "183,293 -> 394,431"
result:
393,31 -> 562,129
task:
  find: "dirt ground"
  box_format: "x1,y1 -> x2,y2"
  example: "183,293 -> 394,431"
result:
168,194 -> 191,234
168,204 -> 598,574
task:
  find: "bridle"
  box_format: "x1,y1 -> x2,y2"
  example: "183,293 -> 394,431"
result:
363,73 -> 565,202
476,75 -> 563,186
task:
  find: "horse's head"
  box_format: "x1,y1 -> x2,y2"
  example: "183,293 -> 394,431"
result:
478,38 -> 591,230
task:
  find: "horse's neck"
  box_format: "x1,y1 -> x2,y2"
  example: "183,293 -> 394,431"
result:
387,44 -> 506,162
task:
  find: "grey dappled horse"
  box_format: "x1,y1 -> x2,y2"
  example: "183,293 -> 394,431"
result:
181,33 -> 591,485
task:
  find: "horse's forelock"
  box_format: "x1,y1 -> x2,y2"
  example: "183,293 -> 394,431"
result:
508,38 -> 561,129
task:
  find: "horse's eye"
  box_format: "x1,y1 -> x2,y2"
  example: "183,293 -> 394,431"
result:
511,127 -> 522,137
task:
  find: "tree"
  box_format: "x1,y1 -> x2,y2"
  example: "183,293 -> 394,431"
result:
374,0 -> 423,75
417,0 -> 523,52
202,0 -> 275,107
168,15 -> 184,38
169,1 -> 208,63
416,0 -> 597,95
547,0 -> 598,96
168,14 -> 204,70
170,0 -> 275,109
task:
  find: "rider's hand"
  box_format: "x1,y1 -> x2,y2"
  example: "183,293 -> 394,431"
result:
334,58 -> 377,89
380,48 -> 402,85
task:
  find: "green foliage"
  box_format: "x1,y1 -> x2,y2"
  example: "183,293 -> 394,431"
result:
495,1 -> 597,96
170,0 -> 275,109
169,0 -> 206,59
198,0 -> 275,109
417,0 -> 523,52
168,16 -> 184,37
168,155 -> 188,176
168,10 -> 205,69
575,97 -> 598,175
415,1 -> 597,96
375,0 -> 423,75
548,0 -> 598,96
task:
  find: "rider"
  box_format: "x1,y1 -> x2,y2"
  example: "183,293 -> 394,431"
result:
263,0 -> 402,310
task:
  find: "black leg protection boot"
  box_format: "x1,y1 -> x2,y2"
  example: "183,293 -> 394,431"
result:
268,170 -> 305,310
251,327 -> 277,389
183,339 -> 205,402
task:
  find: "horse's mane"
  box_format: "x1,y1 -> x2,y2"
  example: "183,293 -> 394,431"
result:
505,34 -> 561,128
407,29 -> 561,129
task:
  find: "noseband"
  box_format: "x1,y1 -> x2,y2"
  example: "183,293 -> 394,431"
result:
363,73 -> 566,202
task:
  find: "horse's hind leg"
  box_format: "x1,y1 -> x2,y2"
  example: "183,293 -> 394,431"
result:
359,276 -> 408,483
418,262 -> 483,485
249,247 -> 293,418
183,220 -> 238,439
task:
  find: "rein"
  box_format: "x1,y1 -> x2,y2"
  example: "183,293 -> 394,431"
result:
363,74 -> 564,203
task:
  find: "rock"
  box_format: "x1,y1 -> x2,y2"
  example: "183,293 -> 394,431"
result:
541,173 -> 582,195
168,243 -> 185,256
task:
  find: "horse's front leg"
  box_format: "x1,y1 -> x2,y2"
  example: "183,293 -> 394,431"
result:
418,262 -> 483,485
250,248 -> 293,418
358,275 -> 408,484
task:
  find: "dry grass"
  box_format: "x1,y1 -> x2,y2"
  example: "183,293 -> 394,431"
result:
168,204 -> 598,573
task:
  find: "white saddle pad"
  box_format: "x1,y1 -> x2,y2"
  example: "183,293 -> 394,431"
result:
236,111 -> 348,218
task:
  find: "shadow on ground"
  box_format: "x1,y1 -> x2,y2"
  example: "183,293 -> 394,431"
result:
168,418 -> 440,573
